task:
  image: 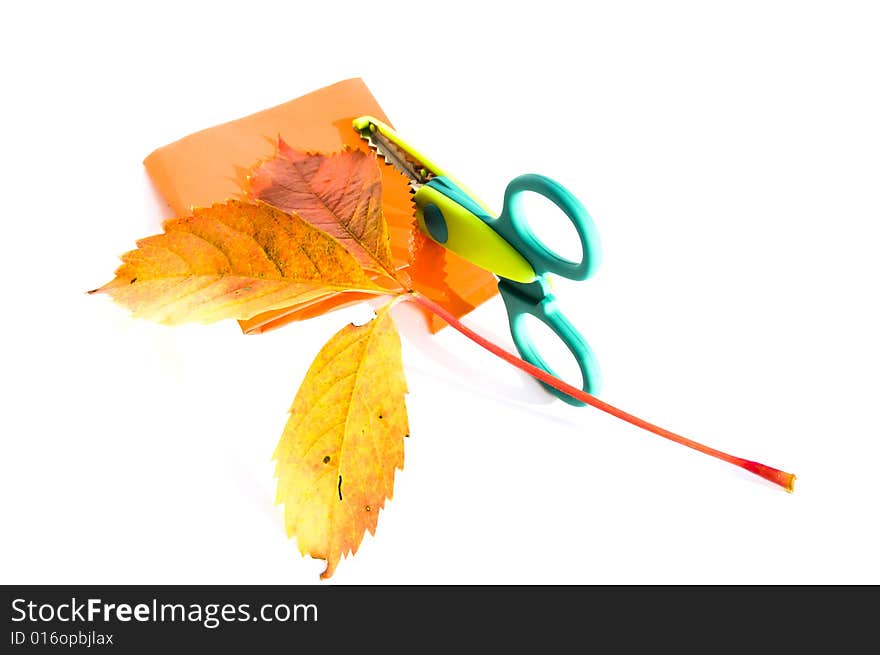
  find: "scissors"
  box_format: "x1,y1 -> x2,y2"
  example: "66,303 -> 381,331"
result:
353,116 -> 602,405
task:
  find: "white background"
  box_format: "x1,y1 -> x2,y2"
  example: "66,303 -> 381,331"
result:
2,1 -> 878,584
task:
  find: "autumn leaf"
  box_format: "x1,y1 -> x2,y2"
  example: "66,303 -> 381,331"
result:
273,301 -> 409,579
90,199 -> 387,324
249,141 -> 398,280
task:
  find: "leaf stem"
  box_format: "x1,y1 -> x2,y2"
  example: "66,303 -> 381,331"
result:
407,291 -> 795,492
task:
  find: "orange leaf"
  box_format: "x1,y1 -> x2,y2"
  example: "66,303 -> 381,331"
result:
249,142 -> 398,279
91,199 -> 386,324
273,302 -> 409,579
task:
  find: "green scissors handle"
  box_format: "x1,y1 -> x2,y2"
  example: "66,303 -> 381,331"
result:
418,174 -> 602,405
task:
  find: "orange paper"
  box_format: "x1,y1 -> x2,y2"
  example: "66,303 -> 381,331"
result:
143,78 -> 498,333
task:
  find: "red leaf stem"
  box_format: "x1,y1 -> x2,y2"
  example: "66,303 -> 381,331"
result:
409,291 -> 795,492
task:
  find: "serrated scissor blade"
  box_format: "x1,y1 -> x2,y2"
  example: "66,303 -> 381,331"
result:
362,130 -> 432,189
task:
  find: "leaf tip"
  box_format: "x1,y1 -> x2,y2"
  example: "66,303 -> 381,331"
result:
319,559 -> 337,580
276,136 -> 297,159
87,280 -> 118,295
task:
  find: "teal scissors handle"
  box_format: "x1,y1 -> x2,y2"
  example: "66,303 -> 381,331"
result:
417,173 -> 602,404
492,174 -> 602,405
493,174 -> 601,281
498,276 -> 601,405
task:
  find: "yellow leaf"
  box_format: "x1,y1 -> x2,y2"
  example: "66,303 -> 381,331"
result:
91,199 -> 386,324
274,302 -> 409,579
